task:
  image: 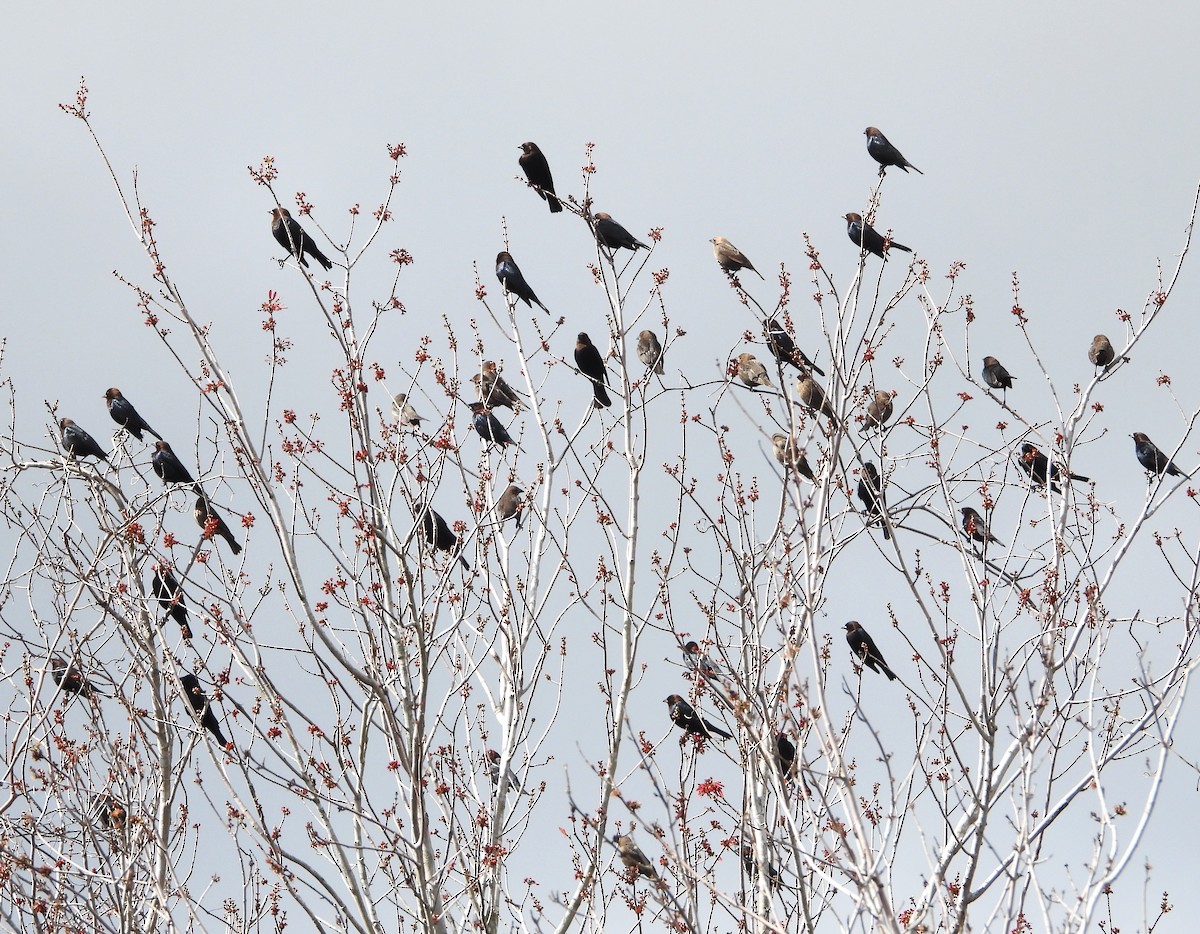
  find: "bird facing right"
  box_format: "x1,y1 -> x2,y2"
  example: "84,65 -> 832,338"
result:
736,353 -> 774,391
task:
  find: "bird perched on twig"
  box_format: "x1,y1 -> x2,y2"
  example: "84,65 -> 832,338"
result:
665,694 -> 732,740
1132,432 -> 1189,480
741,844 -> 783,889
467,401 -> 519,450
179,673 -> 229,747
1089,334 -> 1116,369
960,506 -> 1002,545
844,621 -> 897,681
496,251 -> 549,313
92,794 -> 127,831
270,208 -> 333,271
614,834 -> 658,881
594,212 -> 649,252
392,393 -> 425,428
419,506 -> 470,570
151,566 -> 193,640
50,655 -> 102,699
153,442 -> 202,495
775,733 -> 796,781
195,496 -> 243,555
1016,442 -> 1089,494
736,353 -> 774,391
496,484 -> 525,529
857,462 -> 890,539
59,418 -> 108,462
485,749 -> 521,792
575,333 -> 611,408
861,390 -> 894,435
711,236 -> 764,279
981,356 -> 1015,392
472,361 -> 522,412
844,212 -> 912,260
682,641 -> 721,680
518,142 -> 562,213
771,433 -> 815,482
795,370 -> 841,427
105,388 -> 162,442
864,126 -> 923,176
763,318 -> 823,376
637,330 -> 665,375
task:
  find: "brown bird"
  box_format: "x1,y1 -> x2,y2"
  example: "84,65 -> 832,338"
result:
771,433 -> 815,481
795,371 -> 840,427
59,418 -> 108,462
960,506 -> 1002,545
419,505 -> 470,570
50,654 -> 101,699
179,673 -> 229,747
857,462 -> 890,539
194,496 -> 243,556
861,390 -> 894,435
594,212 -> 649,252
844,620 -> 897,681
666,693 -> 733,740
496,484 -> 525,529
1017,442 -> 1090,494
864,126 -> 923,176
472,361 -> 521,412
711,236 -> 764,280
575,333 -> 611,408
614,834 -> 658,880
637,330 -> 665,375
736,353 -> 774,390
518,142 -> 562,213
151,566 -> 193,640
92,794 -> 127,831
392,393 -> 425,427
1089,334 -> 1116,369
105,388 -> 162,442
981,356 -> 1014,391
763,317 -> 824,376
844,212 -> 911,260
270,208 -> 333,271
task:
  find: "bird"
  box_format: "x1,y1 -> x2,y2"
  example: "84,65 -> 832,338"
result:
795,371 -> 841,426
861,390 -> 894,434
740,844 -> 783,889
711,236 -> 764,279
981,356 -> 1014,392
614,834 -> 658,881
736,353 -> 774,391
844,621 -> 897,681
419,506 -> 470,570
844,212 -> 912,260
775,733 -> 796,781
467,401 -> 518,449
594,212 -> 649,253
151,566 -> 193,640
665,694 -> 733,740
194,496 -> 243,555
1132,432 -> 1188,479
270,208 -> 333,271
152,442 -> 202,494
574,333 -> 611,408
179,673 -> 229,747
59,418 -> 108,462
495,251 -> 548,313
1089,334 -> 1116,369
763,318 -> 824,376
518,142 -> 562,213
105,388 -> 162,442
771,433 -> 815,482
496,484 -> 525,529
92,793 -> 127,831
392,393 -> 425,428
472,361 -> 522,411
1016,442 -> 1090,494
960,506 -> 1002,545
637,330 -> 665,375
864,126 -> 923,176
857,462 -> 890,539
682,641 -> 721,680
485,749 -> 521,792
50,654 -> 101,699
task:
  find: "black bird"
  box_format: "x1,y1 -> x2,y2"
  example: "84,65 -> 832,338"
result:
763,318 -> 824,376
844,212 -> 912,260
1017,442 -> 1090,494
419,506 -> 470,570
467,401 -> 518,449
92,794 -> 127,831
151,566 -> 193,640
665,693 -> 732,740
270,208 -> 332,271
179,673 -> 229,747
775,733 -> 796,780
741,844 -> 783,890
682,641 -> 721,680
981,356 -> 1014,392
496,484 -> 525,529
153,442 -> 202,494
857,462 -> 890,540
960,506 -> 1002,545
473,360 -> 522,411
844,621 -> 897,681
574,333 -> 611,408
615,834 -> 658,881
485,749 -> 521,792
195,496 -> 243,556
59,418 -> 108,461
105,388 -> 162,442
1132,432 -> 1188,479
495,251 -> 549,313
50,654 -> 101,699
518,142 -> 562,213
864,126 -> 923,176
594,212 -> 649,252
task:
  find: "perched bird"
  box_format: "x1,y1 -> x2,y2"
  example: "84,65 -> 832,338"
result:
864,126 -> 923,176
844,620 -> 897,681
1132,432 -> 1188,479
50,655 -> 101,699
152,442 -> 201,494
775,732 -> 796,780
179,673 -> 229,747
741,844 -> 783,890
594,212 -> 649,252
960,506 -> 1002,545
795,371 -> 841,426
151,566 -> 193,640
518,142 -> 562,213
637,330 -> 665,375
763,318 -> 824,376
614,834 -> 658,881
1017,442 -> 1090,494
711,236 -> 764,280
419,506 -> 470,570
485,749 -> 521,792
270,208 -> 332,271
981,356 -> 1015,392
771,433 -> 815,482
392,393 -> 425,428
92,794 -> 127,831
682,641 -> 721,680
857,462 -> 890,539
574,333 -> 611,408
473,361 -> 521,411
1089,334 -> 1116,369
495,251 -> 548,313
736,353 -> 774,391
496,484 -> 525,529
467,401 -> 518,449
844,212 -> 912,260
105,388 -> 162,442
665,693 -> 733,740
59,418 -> 108,462
194,496 -> 243,556
861,390 -> 894,435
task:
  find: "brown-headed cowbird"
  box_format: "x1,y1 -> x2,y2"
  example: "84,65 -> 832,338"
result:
615,834 -> 658,881
575,333 -> 611,408
92,793 -> 127,831
736,353 -> 774,390
844,620 -> 896,681
518,142 -> 562,213
1017,442 -> 1089,494
857,462 -> 890,539
496,251 -> 548,313
153,442 -> 202,494
151,566 -> 193,640
665,693 -> 732,740
960,506 -> 1002,545
763,317 -> 824,376
682,640 -> 721,679
419,505 -> 470,570
594,212 -> 649,252
496,484 -> 525,529
467,401 -> 518,449
270,208 -> 332,271
179,672 -> 229,747
472,361 -> 522,412
59,418 -> 108,462
194,496 -> 243,556
485,748 -> 521,792
637,330 -> 665,375
1132,432 -> 1189,479
982,356 -> 1014,391
711,236 -> 764,280
771,433 -> 815,481
795,370 -> 841,427
105,388 -> 162,442
392,393 -> 425,428
775,733 -> 796,780
50,654 -> 101,699
1089,335 -> 1116,369
741,844 -> 783,889
844,212 -> 911,260
864,126 -> 923,176
861,390 -> 894,435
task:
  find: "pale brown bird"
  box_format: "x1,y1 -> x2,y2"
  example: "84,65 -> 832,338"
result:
771,433 -> 815,481
736,353 -> 774,390
472,361 -> 522,411
711,236 -> 764,280
861,390 -> 894,434
1089,334 -> 1116,369
637,330 -> 665,375
615,834 -> 658,880
496,484 -> 525,529
960,506 -> 1003,545
795,371 -> 840,427
392,393 -> 425,427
